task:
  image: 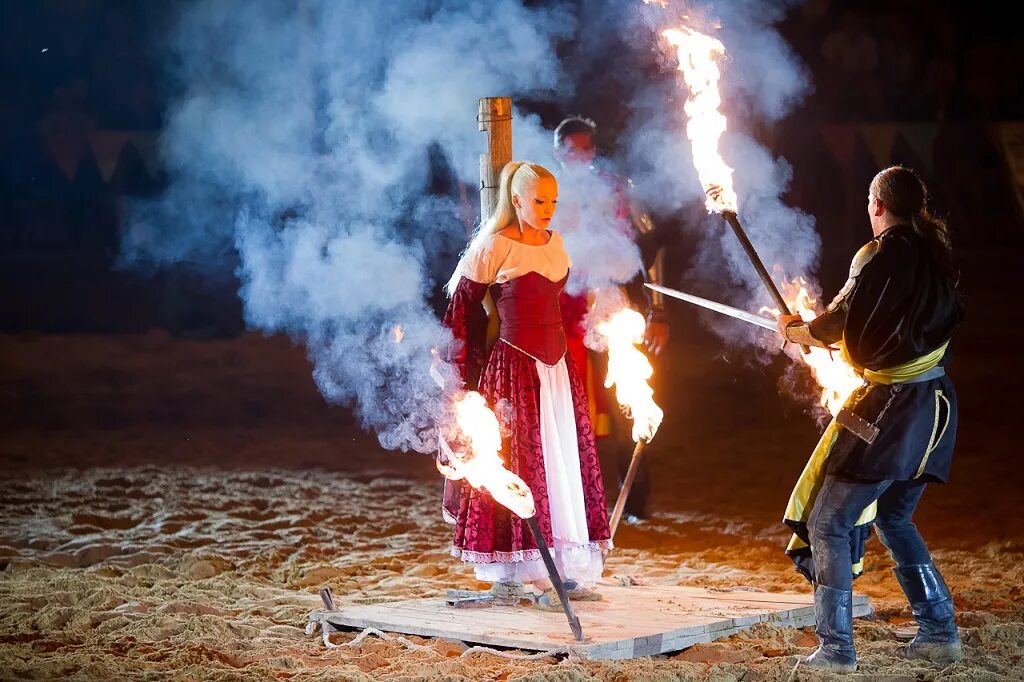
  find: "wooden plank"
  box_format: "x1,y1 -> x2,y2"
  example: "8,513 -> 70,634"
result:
396,598 -> 706,643
628,583 -> 870,610
373,594 -> 717,641
598,586 -> 808,627
326,603 -> 673,652
312,584 -> 873,660
324,608 -> 581,649
328,589 -> 868,642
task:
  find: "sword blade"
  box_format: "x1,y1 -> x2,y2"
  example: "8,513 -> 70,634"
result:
645,284 -> 780,332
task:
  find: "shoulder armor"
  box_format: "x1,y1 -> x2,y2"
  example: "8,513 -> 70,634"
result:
850,240 -> 880,278
825,240 -> 879,313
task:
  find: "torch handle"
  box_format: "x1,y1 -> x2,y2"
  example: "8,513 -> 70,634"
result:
608,439 -> 647,539
526,516 -> 584,642
722,212 -> 811,354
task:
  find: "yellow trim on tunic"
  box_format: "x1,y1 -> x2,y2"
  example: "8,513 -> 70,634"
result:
784,341 -> 949,577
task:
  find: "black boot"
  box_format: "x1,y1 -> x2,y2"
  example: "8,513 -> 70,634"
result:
802,584 -> 857,672
893,563 -> 962,664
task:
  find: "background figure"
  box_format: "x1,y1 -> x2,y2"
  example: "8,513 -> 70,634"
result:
442,161 -> 611,606
779,166 -> 964,672
552,115 -> 674,522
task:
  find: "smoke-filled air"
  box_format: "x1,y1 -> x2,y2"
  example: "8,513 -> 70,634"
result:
121,0 -> 824,451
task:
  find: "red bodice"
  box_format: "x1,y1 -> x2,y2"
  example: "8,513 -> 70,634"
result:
491,272 -> 568,365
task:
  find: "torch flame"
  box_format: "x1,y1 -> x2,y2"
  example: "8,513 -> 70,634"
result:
391,325 -> 405,343
596,309 -> 664,443
764,278 -> 863,416
437,391 -> 535,519
661,21 -> 859,417
663,25 -> 738,214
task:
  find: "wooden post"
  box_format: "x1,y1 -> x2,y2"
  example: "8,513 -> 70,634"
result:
477,98 -> 511,346
478,97 -> 512,225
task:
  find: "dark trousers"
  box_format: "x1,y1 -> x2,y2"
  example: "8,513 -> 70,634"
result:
809,475 -> 933,590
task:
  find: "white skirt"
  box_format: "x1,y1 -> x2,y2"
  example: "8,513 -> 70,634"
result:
474,356 -> 607,587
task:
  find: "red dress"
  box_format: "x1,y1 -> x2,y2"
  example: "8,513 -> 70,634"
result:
443,231 -> 611,584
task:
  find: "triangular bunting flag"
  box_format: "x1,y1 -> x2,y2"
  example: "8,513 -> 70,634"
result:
861,124 -> 899,170
996,122 -> 1024,224
890,134 -> 928,180
127,132 -> 161,179
900,123 -> 937,173
820,124 -> 858,183
89,131 -> 132,182
39,114 -> 90,182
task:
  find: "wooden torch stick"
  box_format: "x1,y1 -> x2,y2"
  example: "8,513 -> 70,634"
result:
608,438 -> 648,539
721,210 -> 811,354
525,516 -> 584,642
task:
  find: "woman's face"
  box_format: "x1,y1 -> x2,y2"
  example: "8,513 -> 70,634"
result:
514,176 -> 559,230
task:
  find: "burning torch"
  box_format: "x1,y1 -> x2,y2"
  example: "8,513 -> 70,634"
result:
662,25 -> 810,354
436,390 -> 584,642
591,302 -> 664,539
642,21 -> 861,419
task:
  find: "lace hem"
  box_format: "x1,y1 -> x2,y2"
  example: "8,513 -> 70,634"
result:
441,503 -> 457,526
451,538 -> 612,564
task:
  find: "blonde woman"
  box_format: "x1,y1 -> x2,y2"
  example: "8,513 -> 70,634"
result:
442,161 -> 611,606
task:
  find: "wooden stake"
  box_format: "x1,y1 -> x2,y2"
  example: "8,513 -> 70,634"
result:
477,97 -> 512,224
476,97 -> 511,346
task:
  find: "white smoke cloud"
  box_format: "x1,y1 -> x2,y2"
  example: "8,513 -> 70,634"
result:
122,0 -> 575,454
553,164 -> 644,296
121,0 -> 825,450
608,1 -> 820,340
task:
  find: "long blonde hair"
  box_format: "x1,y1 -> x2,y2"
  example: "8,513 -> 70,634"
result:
445,161 -> 555,296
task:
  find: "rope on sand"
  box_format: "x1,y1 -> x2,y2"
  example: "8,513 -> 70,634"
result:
461,644 -> 580,660
307,615 -> 578,660
784,656 -> 802,682
306,619 -> 436,653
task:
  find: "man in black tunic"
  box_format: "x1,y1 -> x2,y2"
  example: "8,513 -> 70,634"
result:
778,166 -> 965,672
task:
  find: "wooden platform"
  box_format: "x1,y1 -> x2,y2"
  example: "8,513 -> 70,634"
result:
310,584 -> 872,659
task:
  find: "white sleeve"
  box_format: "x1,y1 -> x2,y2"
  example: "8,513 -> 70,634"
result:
458,236 -> 506,284
552,231 -> 571,268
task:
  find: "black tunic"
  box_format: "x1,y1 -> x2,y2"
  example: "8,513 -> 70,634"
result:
811,224 -> 964,482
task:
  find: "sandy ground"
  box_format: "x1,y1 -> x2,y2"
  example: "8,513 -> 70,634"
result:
2,251 -> 1022,680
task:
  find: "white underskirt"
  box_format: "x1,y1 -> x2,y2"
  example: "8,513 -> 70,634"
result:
473,355 -> 607,586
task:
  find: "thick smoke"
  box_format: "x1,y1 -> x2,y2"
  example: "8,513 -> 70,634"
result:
554,164 -> 644,297
566,1 -> 819,323
555,1 -> 830,417
123,0 -> 829,450
122,0 -> 574,453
